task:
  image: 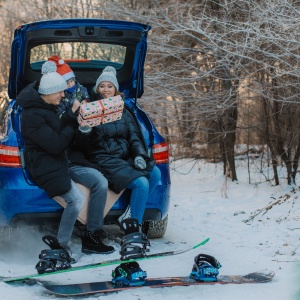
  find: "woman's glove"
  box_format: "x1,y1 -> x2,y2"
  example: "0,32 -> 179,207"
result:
134,156 -> 147,170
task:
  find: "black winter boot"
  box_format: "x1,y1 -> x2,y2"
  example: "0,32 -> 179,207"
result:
81,230 -> 115,254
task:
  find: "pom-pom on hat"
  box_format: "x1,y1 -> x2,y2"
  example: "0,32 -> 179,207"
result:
48,55 -> 75,82
96,66 -> 119,91
38,61 -> 68,95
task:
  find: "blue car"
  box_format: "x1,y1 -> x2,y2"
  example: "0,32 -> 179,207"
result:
0,19 -> 171,238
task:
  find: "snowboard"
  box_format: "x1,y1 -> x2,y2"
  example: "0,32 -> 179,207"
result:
0,238 -> 209,283
38,271 -> 275,297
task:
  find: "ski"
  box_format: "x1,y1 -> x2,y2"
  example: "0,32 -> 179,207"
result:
38,271 -> 275,297
0,237 -> 209,283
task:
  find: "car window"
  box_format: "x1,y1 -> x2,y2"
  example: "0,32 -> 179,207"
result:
30,42 -> 126,71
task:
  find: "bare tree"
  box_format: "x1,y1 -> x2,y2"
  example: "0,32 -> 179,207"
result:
124,0 -> 300,184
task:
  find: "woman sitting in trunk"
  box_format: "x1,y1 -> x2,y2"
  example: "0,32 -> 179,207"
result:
75,66 -> 161,233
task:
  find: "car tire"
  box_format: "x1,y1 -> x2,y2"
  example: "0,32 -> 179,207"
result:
143,215 -> 168,239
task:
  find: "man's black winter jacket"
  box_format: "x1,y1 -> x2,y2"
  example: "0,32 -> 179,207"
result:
16,82 -> 76,198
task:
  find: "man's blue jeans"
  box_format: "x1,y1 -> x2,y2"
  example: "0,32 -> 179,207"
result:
126,166 -> 161,224
57,166 -> 108,246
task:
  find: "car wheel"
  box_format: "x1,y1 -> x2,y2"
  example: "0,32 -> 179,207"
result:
143,215 -> 168,239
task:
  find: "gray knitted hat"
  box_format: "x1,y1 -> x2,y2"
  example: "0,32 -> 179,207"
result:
95,66 -> 119,90
38,61 -> 68,95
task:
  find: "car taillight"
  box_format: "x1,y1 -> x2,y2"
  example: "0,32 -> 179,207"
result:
0,145 -> 22,167
152,141 -> 169,164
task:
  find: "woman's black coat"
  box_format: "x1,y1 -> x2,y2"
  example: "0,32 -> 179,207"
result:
74,107 -> 155,194
16,82 -> 76,198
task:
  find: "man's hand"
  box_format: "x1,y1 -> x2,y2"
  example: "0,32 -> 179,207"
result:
72,99 -> 81,113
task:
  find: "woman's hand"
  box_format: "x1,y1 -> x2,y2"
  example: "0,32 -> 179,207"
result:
134,156 -> 146,170
78,126 -> 92,134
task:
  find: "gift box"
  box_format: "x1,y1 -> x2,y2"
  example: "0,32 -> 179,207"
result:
77,95 -> 124,127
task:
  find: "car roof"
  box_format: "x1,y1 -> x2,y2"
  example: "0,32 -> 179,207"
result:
8,19 -> 151,99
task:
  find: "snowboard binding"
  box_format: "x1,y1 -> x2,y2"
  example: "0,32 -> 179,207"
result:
35,235 -> 73,274
189,254 -> 221,282
120,218 -> 150,260
35,249 -> 72,274
120,217 -> 140,235
112,261 -> 147,287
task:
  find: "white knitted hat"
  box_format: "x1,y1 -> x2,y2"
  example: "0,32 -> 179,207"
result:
96,66 -> 119,90
38,61 -> 68,95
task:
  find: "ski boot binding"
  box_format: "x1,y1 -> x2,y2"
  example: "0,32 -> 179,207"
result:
112,261 -> 147,287
189,253 -> 221,282
35,235 -> 73,274
120,218 -> 150,260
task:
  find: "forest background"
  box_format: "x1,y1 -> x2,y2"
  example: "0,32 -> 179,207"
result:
0,0 -> 299,187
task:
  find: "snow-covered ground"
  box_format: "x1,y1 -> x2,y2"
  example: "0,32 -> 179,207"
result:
0,157 -> 300,300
